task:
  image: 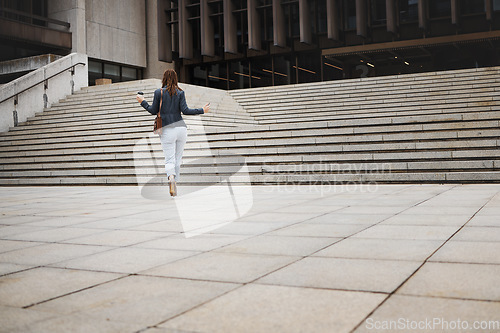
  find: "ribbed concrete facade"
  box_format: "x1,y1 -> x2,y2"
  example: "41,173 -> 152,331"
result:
2,1 -> 500,88
161,0 -> 500,90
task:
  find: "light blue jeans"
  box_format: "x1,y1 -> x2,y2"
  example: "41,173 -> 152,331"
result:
159,126 -> 187,181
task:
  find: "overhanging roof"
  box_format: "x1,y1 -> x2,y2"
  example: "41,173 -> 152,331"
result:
0,17 -> 72,51
322,30 -> 500,57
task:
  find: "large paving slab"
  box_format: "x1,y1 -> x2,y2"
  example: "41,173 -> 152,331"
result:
0,267 -> 122,308
397,262 -> 500,301
354,295 -> 500,333
0,184 -> 499,332
160,284 -> 387,333
256,256 -> 422,293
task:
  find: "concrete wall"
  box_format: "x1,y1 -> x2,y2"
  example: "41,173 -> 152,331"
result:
85,0 -> 147,68
0,55 -> 62,76
48,0 -> 171,79
0,53 -> 88,133
48,0 -> 87,54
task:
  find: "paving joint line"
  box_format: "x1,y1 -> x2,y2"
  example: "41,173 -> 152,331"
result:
348,185 -> 498,333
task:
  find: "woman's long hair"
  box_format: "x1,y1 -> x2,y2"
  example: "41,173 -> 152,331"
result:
162,69 -> 182,96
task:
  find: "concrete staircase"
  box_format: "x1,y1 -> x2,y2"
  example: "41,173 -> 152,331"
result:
0,66 -> 499,185
0,79 -> 256,185
226,66 -> 500,183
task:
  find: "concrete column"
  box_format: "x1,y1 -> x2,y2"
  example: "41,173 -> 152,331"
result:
486,0 -> 493,21
356,0 -> 367,37
73,0 -> 86,53
386,0 -> 397,33
248,0 -> 261,50
145,0 -> 172,79
224,0 -> 238,54
327,0 -> 340,41
418,0 -> 427,30
179,0 -> 193,59
299,0 -> 312,44
201,0 -> 215,56
451,0 -> 459,25
157,0 -> 173,62
273,0 -> 286,47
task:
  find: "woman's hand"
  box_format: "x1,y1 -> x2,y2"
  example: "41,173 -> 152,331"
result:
136,95 -> 145,103
203,103 -> 211,113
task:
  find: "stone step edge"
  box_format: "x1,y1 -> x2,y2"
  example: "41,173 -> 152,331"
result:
229,66 -> 500,94
18,105 -> 497,134
2,123 -> 498,149
51,80 -> 500,110
2,133 -> 499,154
2,118 -> 499,142
233,80 -> 500,103
2,167 -> 500,178
23,111 -> 256,127
2,144 -> 500,160
2,172 -> 500,186
2,147 -> 500,164
7,107 -> 500,137
16,115 -> 256,132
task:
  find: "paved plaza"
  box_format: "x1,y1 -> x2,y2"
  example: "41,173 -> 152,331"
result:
0,184 -> 499,332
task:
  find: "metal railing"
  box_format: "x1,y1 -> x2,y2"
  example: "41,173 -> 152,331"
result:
0,57 -> 86,104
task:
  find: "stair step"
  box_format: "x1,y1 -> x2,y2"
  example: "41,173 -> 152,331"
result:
1,67 -> 500,185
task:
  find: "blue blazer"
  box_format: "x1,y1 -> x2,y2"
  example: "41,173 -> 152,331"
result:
141,88 -> 204,127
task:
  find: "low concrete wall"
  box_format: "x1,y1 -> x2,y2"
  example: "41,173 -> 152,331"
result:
0,53 -> 88,133
0,54 -> 63,76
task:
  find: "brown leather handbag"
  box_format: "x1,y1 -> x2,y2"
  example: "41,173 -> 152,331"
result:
153,88 -> 164,135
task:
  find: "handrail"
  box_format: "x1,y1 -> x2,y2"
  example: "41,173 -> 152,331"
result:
0,7 -> 70,29
0,61 -> 86,104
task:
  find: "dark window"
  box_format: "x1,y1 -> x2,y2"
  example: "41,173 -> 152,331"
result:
208,63 -> 229,90
250,57 -> 273,87
460,0 -> 485,14
234,0 -> 248,52
191,65 -> 207,86
88,59 -> 142,86
286,2 -> 300,38
296,52 -> 321,84
209,1 -> 224,56
32,0 -> 46,26
257,0 -> 273,42
122,67 -> 138,81
0,0 -> 48,26
273,55 -> 293,86
229,60 -> 250,89
317,0 -> 328,33
429,0 -> 451,18
323,58 -> 344,82
344,0 -> 356,29
495,0 -> 500,10
371,0 -> 387,25
399,0 -> 418,22
104,64 -> 120,83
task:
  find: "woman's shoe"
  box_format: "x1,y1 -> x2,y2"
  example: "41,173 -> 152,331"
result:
169,178 -> 177,197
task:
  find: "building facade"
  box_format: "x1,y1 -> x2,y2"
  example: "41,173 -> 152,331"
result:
1,0 -> 500,89
0,0 -> 172,85
161,0 -> 500,89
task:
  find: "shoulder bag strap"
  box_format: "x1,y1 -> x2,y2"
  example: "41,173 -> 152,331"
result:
159,88 -> 164,113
